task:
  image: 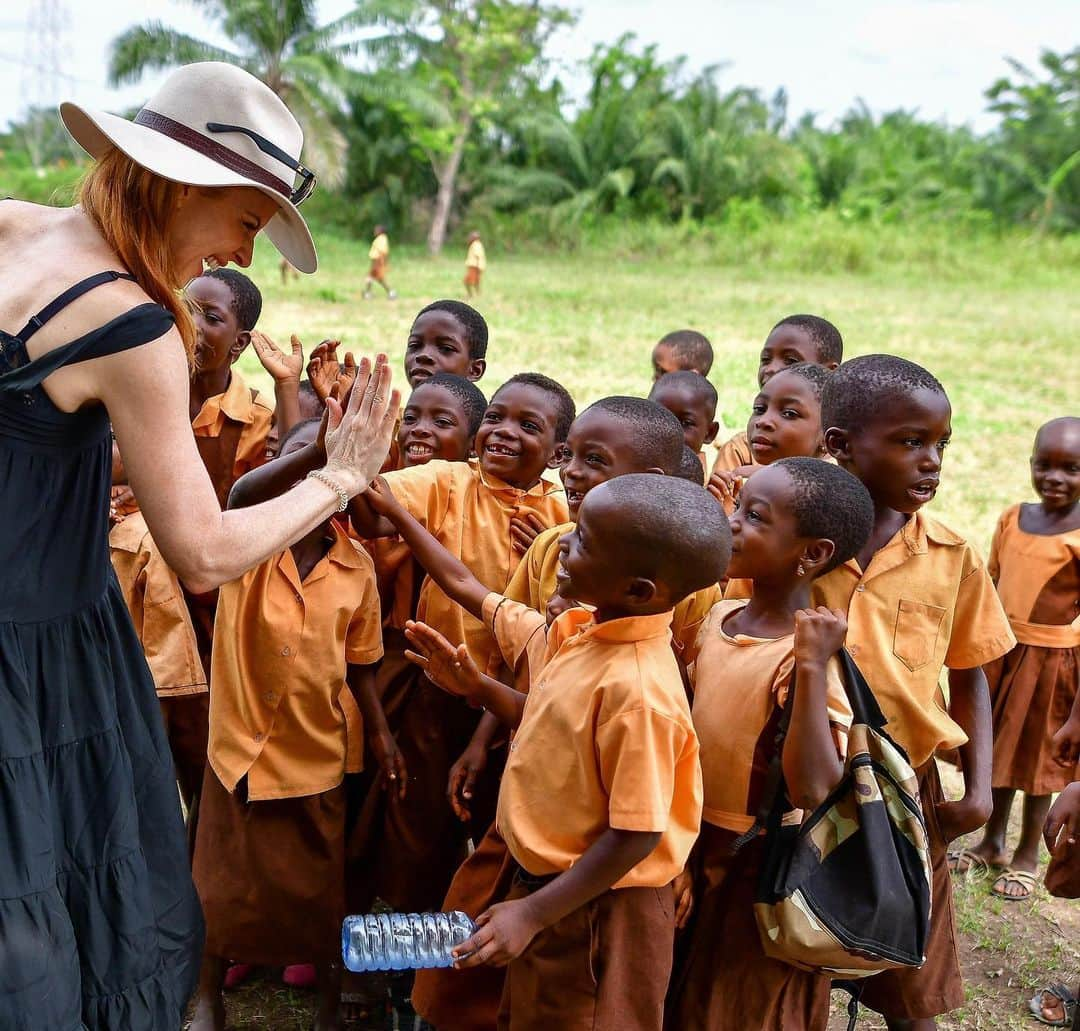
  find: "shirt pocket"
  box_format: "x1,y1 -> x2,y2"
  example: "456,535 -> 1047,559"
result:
892,598 -> 947,672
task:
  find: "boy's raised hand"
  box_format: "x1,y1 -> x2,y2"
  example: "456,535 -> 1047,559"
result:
337,350 -> 359,401
452,899 -> 544,968
707,468 -> 744,511
793,607 -> 848,667
404,620 -> 485,705
307,339 -> 341,402
363,476 -> 406,522
251,330 -> 303,384
1052,716 -> 1080,770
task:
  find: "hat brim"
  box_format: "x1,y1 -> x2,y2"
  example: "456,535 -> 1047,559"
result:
60,102 -> 318,274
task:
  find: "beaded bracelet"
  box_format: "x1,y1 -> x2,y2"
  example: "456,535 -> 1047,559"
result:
307,469 -> 350,512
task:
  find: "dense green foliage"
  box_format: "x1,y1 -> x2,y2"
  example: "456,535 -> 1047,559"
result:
2,2 -> 1077,246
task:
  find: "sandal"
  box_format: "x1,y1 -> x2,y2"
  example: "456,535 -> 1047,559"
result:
1029,983 -> 1077,1027
946,848 -> 994,879
991,867 -> 1038,901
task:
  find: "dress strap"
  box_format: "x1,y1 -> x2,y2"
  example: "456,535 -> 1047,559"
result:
16,271 -> 137,343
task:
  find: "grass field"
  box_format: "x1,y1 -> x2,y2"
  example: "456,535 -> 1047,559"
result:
214,229 -> 1079,1030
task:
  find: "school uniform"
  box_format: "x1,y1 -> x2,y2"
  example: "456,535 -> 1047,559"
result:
347,460 -> 568,914
192,524 -> 383,965
109,511 -> 208,806
812,510 -> 1015,1020
481,593 -> 702,1030
503,521 -> 721,660
369,232 -> 390,281
667,599 -> 851,1030
710,429 -> 753,476
984,504 -> 1079,794
465,238 -> 487,287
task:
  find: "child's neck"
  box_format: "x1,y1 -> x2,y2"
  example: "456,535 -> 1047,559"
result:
855,499 -> 910,571
1022,498 -> 1080,535
190,365 -> 233,417
479,459 -> 542,492
732,579 -> 812,638
290,523 -> 333,581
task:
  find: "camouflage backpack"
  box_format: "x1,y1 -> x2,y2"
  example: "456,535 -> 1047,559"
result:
738,649 -> 932,1022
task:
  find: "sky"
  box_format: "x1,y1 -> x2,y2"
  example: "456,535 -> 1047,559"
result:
0,0 -> 1074,135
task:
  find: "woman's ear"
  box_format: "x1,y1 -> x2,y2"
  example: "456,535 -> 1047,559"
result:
801,538 -> 837,576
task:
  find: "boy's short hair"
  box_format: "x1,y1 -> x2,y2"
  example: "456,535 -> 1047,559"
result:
585,396 -> 685,474
676,445 -> 706,485
657,330 -> 714,375
650,370 -> 719,415
598,474 -> 731,599
772,314 -> 843,365
821,355 -> 946,434
496,372 -> 576,442
775,457 -> 874,573
415,300 -> 489,360
772,362 -> 832,400
418,373 -> 488,436
205,268 -> 262,331
278,416 -> 322,453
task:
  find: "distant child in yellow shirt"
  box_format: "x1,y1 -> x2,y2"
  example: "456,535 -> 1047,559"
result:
464,231 -> 487,297
363,224 -> 397,300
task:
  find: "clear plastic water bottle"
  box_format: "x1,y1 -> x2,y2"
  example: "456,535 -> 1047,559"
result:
342,911 -> 476,973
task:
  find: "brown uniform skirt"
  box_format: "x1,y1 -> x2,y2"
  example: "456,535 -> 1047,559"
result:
497,874 -> 675,1031
859,760 -> 963,1020
667,823 -> 831,1031
159,693 -> 209,810
464,266 -> 482,287
346,633 -> 490,914
412,824 -> 517,1030
193,767 -> 346,965
988,643 -> 1079,795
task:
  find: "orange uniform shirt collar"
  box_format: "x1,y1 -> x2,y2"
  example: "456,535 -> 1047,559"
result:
835,510 -> 965,581
192,368 -> 257,431
276,521 -> 367,593
474,458 -> 562,501
547,606 -> 674,656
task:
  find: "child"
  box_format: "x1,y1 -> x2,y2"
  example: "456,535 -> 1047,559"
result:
464,231 -> 486,297
266,379 -> 325,460
363,224 -> 397,300
410,395 -> 688,1029
649,370 -> 720,473
189,418 -> 397,1031
652,329 -> 714,380
370,473 -> 730,1029
709,363 -> 831,516
405,299 -> 488,388
345,373 -> 573,913
813,355 -> 1015,1028
713,314 -> 842,476
669,458 -> 875,1031
955,416 -> 1080,900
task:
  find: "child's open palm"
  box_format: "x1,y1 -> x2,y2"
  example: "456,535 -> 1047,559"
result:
404,621 -> 485,705
306,339 -> 341,402
251,330 -> 303,384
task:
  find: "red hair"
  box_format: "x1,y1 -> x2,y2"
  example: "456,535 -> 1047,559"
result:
79,148 -> 196,361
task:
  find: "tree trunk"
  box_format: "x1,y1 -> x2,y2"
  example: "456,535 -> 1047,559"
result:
427,122 -> 471,255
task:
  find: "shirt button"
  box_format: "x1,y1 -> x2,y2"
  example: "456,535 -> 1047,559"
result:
263,691 -> 276,704
849,645 -> 859,656
509,742 -> 516,752
281,646 -> 292,657
254,732 -> 264,743
294,593 -> 302,603
855,584 -> 866,593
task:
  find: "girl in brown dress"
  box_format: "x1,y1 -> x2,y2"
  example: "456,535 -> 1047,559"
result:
958,417 -> 1080,900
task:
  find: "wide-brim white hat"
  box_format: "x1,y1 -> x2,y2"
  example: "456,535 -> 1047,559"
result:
60,62 -> 317,273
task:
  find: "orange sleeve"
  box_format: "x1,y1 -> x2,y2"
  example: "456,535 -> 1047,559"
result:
234,399 -> 274,477
482,592 -> 547,673
943,545 -> 1016,670
381,461 -> 457,535
986,509 -> 1009,584
346,570 -> 385,666
598,707 -> 692,833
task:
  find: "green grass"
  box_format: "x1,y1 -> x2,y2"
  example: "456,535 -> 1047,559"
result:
237,226 -> 1079,555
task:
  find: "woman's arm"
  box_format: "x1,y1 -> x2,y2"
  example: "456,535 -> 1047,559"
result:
101,331 -> 398,593
782,607 -> 848,811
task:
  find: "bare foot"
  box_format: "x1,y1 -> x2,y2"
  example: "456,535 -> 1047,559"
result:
189,992 -> 226,1031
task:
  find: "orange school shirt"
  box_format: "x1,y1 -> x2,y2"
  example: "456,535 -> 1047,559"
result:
208,523 -> 384,801
109,511 -> 207,698
988,504 -> 1080,648
483,593 -> 703,889
504,522 -> 721,658
191,368 -> 274,501
380,459 -> 568,673
812,511 -> 1015,768
711,429 -> 754,477
686,600 -> 851,832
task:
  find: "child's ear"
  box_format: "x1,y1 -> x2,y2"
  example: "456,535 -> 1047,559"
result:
230,331 -> 251,365
824,427 -> 850,463
826,360 -> 840,372
467,359 -> 486,382
801,538 -> 836,576
547,443 -> 570,470
704,420 -> 720,446
624,576 -> 658,608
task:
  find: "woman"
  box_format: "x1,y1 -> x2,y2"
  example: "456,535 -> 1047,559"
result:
0,62 -> 398,1030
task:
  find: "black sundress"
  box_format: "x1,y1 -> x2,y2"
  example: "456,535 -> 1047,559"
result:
0,270 -> 203,1029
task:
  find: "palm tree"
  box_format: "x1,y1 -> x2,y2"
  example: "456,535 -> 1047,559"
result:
108,0 -> 370,187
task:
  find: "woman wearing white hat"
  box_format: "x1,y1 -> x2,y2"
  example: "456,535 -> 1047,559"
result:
0,63 -> 398,1030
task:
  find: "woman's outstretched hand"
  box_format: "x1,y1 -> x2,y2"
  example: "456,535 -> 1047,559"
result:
322,353 -> 400,496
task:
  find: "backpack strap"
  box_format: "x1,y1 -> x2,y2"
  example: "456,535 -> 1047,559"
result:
837,649 -> 888,731
730,663 -> 797,854
16,271 -> 137,343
